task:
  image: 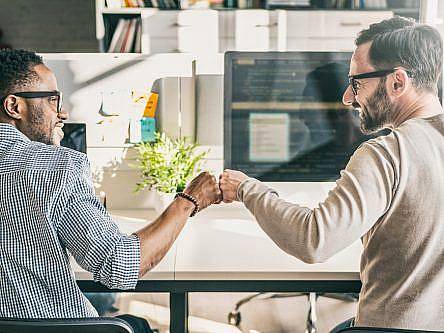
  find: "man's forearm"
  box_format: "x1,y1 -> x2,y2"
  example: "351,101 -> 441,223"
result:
135,197 -> 194,277
239,179 -> 320,262
238,148 -> 392,263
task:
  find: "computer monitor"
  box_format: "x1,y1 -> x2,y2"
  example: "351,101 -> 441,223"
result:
223,51 -> 388,182
60,123 -> 87,154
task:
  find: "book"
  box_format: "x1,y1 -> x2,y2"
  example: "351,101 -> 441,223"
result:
169,0 -> 178,8
115,19 -> 131,52
107,18 -> 126,52
126,0 -> 140,7
106,0 -> 124,8
134,19 -> 142,53
363,0 -> 387,8
123,18 -> 138,52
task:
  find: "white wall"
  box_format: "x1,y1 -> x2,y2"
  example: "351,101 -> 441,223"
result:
43,53 -> 230,209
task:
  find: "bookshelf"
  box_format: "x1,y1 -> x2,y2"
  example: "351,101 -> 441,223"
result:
95,0 -> 421,54
102,7 -> 157,13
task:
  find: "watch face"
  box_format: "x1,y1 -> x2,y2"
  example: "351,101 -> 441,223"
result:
60,123 -> 87,154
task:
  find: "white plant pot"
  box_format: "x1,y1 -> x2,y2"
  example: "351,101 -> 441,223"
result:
153,191 -> 176,213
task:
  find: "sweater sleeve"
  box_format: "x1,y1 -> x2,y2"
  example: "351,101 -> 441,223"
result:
238,141 -> 397,263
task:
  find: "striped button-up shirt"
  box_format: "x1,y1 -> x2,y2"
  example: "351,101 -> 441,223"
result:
0,124 -> 140,318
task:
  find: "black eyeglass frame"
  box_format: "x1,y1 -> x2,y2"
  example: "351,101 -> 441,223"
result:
1,91 -> 63,114
348,68 -> 414,95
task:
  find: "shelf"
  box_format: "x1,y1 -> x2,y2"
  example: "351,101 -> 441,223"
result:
88,144 -> 136,148
100,6 -> 418,22
96,0 -> 419,53
101,6 -> 417,13
390,7 -> 420,14
102,7 -> 158,14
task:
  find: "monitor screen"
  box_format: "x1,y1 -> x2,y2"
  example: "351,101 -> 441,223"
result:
224,51 -> 387,182
60,123 -> 87,154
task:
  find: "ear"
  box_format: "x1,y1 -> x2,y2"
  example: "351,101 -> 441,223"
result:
3,95 -> 22,120
389,69 -> 410,98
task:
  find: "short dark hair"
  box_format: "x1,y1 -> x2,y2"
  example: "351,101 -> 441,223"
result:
356,16 -> 443,92
0,49 -> 43,98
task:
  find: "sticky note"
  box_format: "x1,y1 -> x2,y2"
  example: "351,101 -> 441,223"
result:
143,93 -> 159,118
141,117 -> 156,142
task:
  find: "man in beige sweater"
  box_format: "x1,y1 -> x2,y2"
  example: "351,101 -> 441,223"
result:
219,17 -> 444,331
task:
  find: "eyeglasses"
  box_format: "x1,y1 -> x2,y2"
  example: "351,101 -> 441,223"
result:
1,91 -> 63,114
348,68 -> 413,95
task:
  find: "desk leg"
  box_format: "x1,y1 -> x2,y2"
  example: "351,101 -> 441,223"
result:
170,292 -> 188,333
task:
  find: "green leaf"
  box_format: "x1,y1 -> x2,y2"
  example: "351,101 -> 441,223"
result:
132,132 -> 209,194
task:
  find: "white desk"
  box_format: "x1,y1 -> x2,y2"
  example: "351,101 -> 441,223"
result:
74,205 -> 361,281
74,205 -> 362,333
175,205 -> 361,281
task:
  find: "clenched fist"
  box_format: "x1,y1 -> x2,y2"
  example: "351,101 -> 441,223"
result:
52,125 -> 64,146
219,169 -> 249,203
184,171 -> 222,211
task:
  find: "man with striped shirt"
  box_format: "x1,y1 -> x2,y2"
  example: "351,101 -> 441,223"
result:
0,49 -> 222,333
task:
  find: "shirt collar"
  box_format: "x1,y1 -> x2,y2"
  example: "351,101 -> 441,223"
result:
0,123 -> 31,143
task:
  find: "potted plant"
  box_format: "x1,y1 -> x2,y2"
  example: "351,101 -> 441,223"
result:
133,132 -> 208,212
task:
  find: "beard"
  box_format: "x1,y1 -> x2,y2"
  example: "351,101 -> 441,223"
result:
26,104 -> 57,145
358,79 -> 393,135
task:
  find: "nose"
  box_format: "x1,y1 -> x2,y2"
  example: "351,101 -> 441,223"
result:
342,85 -> 355,106
58,108 -> 68,121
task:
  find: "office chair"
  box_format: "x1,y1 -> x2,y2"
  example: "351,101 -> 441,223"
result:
337,328 -> 444,333
228,292 -> 358,333
0,317 -> 134,333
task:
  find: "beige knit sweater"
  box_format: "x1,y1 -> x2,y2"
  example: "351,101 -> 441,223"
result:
238,114 -> 444,330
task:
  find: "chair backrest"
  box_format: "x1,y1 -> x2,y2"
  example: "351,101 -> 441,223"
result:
0,317 -> 134,333
338,327 -> 444,333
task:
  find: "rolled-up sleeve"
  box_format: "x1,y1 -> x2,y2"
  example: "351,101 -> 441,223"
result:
56,156 -> 140,290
